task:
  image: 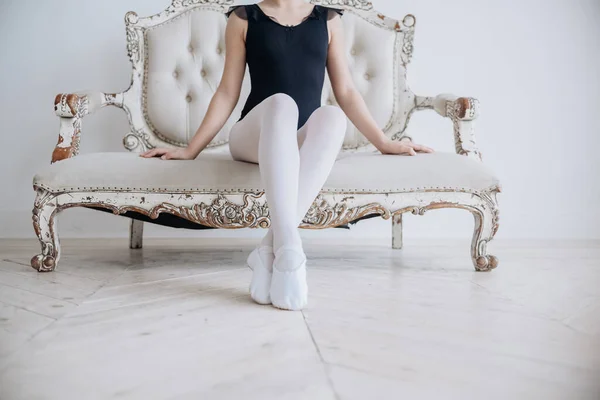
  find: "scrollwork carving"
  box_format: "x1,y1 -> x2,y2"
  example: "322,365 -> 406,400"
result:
54,93 -> 89,118
123,130 -> 152,153
301,195 -> 390,228
60,194 -> 390,231
447,97 -> 479,121
126,26 -> 140,64
479,190 -> 500,238
150,194 -> 270,229
31,190 -> 60,272
446,97 -> 481,160
30,187 -> 501,272
52,94 -> 88,163
402,28 -> 415,64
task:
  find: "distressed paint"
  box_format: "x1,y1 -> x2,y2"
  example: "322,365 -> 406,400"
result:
447,97 -> 482,160
31,187 -> 500,272
129,219 -> 144,249
410,95 -> 482,160
392,213 -> 403,249
51,92 -> 123,163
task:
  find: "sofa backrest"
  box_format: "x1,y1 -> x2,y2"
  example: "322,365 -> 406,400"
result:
122,0 -> 416,153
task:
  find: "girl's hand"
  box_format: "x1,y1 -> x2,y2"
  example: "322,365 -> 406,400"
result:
378,138 -> 434,156
139,147 -> 196,160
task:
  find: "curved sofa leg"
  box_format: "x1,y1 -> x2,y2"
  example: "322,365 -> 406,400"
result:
470,192 -> 500,271
31,189 -> 61,272
129,219 -> 144,249
392,213 -> 403,249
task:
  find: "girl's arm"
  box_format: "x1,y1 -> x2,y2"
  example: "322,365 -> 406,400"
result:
141,13 -> 247,160
326,15 -> 432,156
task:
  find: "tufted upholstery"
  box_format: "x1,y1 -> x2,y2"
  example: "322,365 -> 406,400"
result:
145,9 -> 251,147
320,12 -> 402,148
143,7 -> 405,149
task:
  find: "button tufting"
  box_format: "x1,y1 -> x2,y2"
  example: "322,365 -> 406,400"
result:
188,45 -> 194,52
326,100 -> 333,105
364,73 -> 371,80
173,71 -> 179,78
186,95 -> 192,103
216,47 -> 222,54
351,48 -> 357,56
200,69 -> 207,77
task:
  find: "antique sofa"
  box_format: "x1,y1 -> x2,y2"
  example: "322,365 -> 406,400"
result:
31,0 -> 501,273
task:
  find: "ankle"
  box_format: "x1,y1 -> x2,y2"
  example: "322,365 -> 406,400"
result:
260,229 -> 274,249
273,231 -> 302,253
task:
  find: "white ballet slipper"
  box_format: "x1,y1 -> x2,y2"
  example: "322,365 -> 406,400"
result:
270,246 -> 308,311
247,246 -> 274,305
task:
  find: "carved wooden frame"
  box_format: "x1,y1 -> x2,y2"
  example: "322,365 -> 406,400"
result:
32,187 -> 500,272
36,0 -> 499,273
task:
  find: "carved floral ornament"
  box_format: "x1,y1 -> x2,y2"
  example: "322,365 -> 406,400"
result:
31,187 -> 500,273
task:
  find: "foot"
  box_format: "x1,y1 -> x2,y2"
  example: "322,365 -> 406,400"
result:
270,246 -> 308,311
247,246 -> 274,305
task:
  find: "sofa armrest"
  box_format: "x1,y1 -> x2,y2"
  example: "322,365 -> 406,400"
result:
52,91 -> 123,163
416,94 -> 482,160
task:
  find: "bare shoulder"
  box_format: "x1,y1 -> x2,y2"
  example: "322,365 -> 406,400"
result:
225,7 -> 248,42
326,8 -> 344,43
327,9 -> 344,44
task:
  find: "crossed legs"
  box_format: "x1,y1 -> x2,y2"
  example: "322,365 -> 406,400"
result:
229,93 -> 347,310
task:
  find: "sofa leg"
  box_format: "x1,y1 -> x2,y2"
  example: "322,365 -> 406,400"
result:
129,219 -> 144,249
470,205 -> 499,271
392,213 -> 403,249
31,190 -> 61,272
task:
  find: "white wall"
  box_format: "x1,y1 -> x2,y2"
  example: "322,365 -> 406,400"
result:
1,0 -> 599,240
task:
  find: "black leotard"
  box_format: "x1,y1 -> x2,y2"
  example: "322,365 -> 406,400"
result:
226,4 -> 343,129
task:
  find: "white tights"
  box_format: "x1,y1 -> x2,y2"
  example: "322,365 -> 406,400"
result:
229,93 -> 347,253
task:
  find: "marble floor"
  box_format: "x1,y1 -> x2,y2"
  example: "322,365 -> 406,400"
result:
0,238 -> 598,400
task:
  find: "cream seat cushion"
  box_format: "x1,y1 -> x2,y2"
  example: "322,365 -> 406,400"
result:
33,152 -> 500,195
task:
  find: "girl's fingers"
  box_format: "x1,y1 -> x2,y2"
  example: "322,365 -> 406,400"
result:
145,148 -> 169,158
398,145 -> 416,156
412,143 -> 434,153
387,142 -> 432,156
420,144 -> 434,153
141,149 -> 156,158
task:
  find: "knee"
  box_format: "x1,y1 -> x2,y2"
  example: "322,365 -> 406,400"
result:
313,105 -> 347,140
316,106 -> 347,129
265,93 -> 299,119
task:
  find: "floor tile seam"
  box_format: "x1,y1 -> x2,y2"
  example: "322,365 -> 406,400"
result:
0,299 -> 58,321
0,266 -> 108,291
0,282 -> 80,306
104,267 -> 248,289
2,259 -> 30,267
302,310 -> 342,400
65,286 -> 251,319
